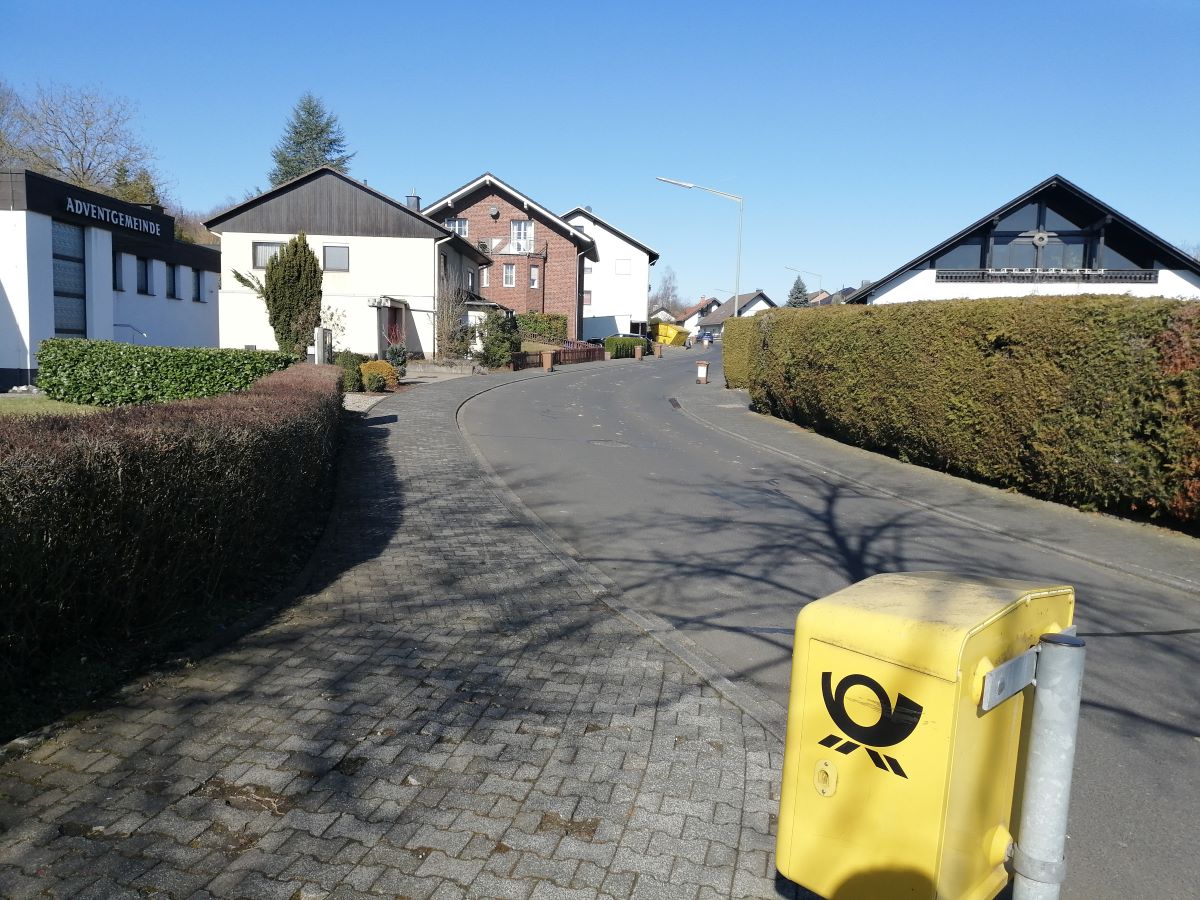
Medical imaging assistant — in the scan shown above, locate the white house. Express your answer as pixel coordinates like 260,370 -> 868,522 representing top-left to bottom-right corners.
649,305 -> 676,323
0,170 -> 219,390
850,174 -> 1200,305
205,168 -> 492,359
675,296 -> 723,335
696,290 -> 777,336
561,206 -> 658,339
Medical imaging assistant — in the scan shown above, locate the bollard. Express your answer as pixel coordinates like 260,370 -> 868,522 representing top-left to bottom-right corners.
696,360 -> 709,384
541,350 -> 554,372
653,342 -> 663,358
1012,633 -> 1086,900
634,345 -> 644,360
604,351 -> 612,361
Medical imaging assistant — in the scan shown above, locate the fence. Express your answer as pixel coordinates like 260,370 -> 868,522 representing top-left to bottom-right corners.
510,345 -> 606,370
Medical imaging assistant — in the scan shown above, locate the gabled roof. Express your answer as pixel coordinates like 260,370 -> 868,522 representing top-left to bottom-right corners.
676,297 -> 721,322
649,305 -> 676,319
698,290 -> 776,326
849,174 -> 1200,303
561,206 -> 659,264
422,173 -> 599,261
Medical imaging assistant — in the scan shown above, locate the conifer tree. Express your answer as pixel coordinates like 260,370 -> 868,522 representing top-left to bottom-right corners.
268,92 -> 354,186
786,275 -> 810,308
233,233 -> 323,356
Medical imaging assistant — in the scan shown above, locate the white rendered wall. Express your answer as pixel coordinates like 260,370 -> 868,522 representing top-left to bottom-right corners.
0,211 -> 39,375
569,213 -> 652,341
112,257 -> 218,349
868,268 -> 1200,304
216,232 -> 444,357
84,227 -> 114,342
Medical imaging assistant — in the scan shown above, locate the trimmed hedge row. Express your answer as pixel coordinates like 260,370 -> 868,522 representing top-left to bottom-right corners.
605,336 -> 647,359
0,364 -> 343,687
742,296 -> 1200,522
722,316 -> 761,388
515,312 -> 568,344
37,339 -> 295,406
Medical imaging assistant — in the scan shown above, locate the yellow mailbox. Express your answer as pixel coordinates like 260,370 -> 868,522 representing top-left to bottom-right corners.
776,572 -> 1074,900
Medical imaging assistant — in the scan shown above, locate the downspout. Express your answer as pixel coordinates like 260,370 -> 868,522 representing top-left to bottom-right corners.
576,246 -> 589,343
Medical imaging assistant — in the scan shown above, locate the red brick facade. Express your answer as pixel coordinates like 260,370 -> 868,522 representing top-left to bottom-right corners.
432,185 -> 588,341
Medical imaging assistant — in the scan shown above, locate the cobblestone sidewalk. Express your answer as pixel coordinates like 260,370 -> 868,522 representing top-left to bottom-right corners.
0,368 -> 793,900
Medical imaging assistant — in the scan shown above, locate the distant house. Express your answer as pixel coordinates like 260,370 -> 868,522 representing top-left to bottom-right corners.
205,167 -> 491,358
649,305 -> 677,323
1,169 -> 219,390
697,290 -> 777,336
807,289 -> 833,306
828,287 -> 858,304
562,206 -> 659,339
422,174 -> 598,341
676,296 -> 723,333
850,174 -> 1200,304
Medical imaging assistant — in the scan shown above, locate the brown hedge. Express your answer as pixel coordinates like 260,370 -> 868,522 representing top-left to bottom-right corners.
746,296 -> 1200,522
0,364 -> 344,686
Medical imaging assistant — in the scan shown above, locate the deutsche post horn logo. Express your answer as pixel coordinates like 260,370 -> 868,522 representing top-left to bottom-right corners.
819,672 -> 923,779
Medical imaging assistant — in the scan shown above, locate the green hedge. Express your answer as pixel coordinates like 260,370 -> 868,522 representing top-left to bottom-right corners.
516,312 -> 568,344
605,336 -> 647,359
37,339 -> 295,405
0,364 -> 343,692
746,296 -> 1200,522
722,315 -> 768,388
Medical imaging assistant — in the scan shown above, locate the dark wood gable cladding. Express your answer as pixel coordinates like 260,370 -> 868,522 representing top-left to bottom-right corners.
205,169 -> 446,240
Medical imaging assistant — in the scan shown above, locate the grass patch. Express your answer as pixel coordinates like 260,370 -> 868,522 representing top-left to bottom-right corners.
0,395 -> 99,417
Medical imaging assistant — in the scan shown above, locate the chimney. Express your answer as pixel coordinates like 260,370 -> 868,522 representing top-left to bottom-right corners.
406,190 -> 421,211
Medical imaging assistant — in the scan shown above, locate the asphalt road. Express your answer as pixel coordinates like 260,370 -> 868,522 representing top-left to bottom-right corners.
459,349 -> 1200,900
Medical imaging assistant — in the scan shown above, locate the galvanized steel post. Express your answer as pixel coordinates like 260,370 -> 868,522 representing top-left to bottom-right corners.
1012,633 -> 1087,900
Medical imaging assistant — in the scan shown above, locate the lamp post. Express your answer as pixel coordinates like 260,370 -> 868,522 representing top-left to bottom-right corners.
656,176 -> 743,318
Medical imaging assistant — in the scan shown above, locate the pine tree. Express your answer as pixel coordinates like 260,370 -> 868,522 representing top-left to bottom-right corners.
786,275 -> 810,308
268,92 -> 355,186
233,233 -> 323,356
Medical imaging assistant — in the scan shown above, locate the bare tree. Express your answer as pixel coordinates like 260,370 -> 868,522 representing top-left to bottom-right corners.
650,266 -> 684,315
0,81 -> 22,168
435,265 -> 472,360
5,83 -> 160,196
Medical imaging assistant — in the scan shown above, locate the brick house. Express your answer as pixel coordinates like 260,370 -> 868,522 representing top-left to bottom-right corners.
422,174 -> 598,341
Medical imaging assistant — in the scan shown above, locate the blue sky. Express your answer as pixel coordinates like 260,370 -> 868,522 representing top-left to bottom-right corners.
6,0 -> 1198,305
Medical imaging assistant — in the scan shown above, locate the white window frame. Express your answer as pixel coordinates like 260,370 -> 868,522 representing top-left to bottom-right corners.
502,264 -> 516,287
481,267 -> 489,288
511,220 -> 534,252
529,266 -> 539,289
445,218 -> 468,237
323,245 -> 350,272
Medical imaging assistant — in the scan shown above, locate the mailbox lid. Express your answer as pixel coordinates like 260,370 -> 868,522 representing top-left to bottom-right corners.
796,573 -> 1073,681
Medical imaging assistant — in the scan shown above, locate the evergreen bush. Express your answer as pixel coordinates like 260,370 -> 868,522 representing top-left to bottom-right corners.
745,295 -> 1200,523
516,312 -> 568,344
475,312 -> 521,369
36,339 -> 294,405
334,350 -> 367,392
604,336 -> 647,359
359,359 -> 398,391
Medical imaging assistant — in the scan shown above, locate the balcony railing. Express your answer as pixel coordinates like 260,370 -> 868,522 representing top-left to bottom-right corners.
936,268 -> 1158,284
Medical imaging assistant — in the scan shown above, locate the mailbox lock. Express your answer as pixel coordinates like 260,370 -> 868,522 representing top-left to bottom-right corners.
814,759 -> 838,797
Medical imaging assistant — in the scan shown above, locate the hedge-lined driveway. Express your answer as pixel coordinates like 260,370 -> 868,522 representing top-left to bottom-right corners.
459,351 -> 1200,900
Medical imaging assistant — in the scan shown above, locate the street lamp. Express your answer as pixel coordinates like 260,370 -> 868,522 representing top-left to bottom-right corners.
656,176 -> 743,318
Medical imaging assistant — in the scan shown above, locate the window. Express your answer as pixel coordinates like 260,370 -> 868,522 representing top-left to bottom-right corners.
503,264 -> 516,287
467,269 -> 475,292
445,218 -> 468,237
933,239 -> 983,269
990,237 -> 1037,269
996,203 -> 1038,232
136,257 -> 151,294
253,241 -> 283,268
615,258 -> 631,275
481,267 -> 489,288
582,290 -> 592,306
511,220 -> 534,251
584,266 -> 592,275
193,268 -> 203,301
323,245 -> 349,271
52,221 -> 86,337
166,263 -> 178,298
530,266 -> 539,289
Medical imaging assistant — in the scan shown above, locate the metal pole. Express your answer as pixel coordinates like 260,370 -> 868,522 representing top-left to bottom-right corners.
733,197 -> 743,318
1012,633 -> 1086,900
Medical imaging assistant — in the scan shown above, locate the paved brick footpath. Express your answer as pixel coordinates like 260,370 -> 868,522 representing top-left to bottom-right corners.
0,369 -> 793,900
